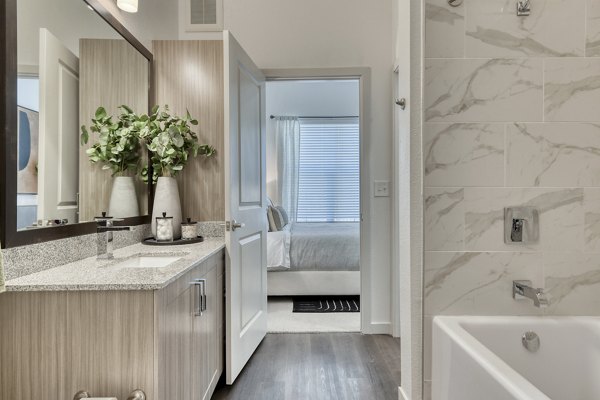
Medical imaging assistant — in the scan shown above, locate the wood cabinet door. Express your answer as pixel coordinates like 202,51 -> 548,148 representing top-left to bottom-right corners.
161,286 -> 193,400
205,265 -> 220,397
192,265 -> 218,400
216,259 -> 224,377
157,251 -> 224,400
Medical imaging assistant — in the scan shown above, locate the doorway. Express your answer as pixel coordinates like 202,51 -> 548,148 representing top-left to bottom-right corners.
215,59 -> 402,398
262,71 -> 369,334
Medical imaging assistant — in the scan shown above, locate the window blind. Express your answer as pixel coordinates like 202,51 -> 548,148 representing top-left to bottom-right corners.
296,118 -> 360,222
190,0 -> 217,24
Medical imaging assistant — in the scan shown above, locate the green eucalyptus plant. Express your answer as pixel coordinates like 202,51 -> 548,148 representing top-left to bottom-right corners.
80,105 -> 142,176
138,105 -> 216,182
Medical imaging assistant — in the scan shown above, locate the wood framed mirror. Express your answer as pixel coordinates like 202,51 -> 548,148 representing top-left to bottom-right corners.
1,0 -> 154,248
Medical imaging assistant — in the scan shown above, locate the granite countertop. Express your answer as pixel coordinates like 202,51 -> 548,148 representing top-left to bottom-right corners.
5,238 -> 225,292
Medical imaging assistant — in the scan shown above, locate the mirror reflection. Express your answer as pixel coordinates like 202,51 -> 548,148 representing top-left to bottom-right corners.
16,0 -> 150,230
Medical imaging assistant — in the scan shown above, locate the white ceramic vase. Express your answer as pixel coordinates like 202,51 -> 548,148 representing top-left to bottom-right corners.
108,176 -> 139,218
152,176 -> 182,239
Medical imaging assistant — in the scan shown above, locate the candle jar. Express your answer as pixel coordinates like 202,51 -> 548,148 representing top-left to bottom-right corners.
155,212 -> 174,242
181,218 -> 198,240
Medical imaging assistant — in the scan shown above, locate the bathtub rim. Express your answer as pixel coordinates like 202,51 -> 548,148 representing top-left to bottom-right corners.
432,315 -> 559,400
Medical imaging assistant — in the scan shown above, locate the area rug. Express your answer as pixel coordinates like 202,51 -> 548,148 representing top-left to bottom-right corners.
268,297 -> 360,333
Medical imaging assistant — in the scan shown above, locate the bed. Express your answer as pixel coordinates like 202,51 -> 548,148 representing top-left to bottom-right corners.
267,222 -> 360,296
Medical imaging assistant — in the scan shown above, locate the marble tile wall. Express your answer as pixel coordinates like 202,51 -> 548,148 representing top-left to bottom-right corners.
424,0 -> 600,393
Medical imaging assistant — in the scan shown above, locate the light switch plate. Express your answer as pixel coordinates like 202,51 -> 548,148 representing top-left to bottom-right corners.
374,181 -> 390,197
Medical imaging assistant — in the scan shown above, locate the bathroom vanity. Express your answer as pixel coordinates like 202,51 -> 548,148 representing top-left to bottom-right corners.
0,240 -> 225,400
1,0 -> 268,393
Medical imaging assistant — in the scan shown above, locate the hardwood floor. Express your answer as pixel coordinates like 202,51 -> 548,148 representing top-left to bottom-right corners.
212,333 -> 401,400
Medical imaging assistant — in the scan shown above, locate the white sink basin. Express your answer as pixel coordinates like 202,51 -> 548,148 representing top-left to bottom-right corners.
113,255 -> 184,269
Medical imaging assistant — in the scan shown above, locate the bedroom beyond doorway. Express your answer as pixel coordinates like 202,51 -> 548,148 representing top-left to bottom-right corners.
265,79 -> 361,333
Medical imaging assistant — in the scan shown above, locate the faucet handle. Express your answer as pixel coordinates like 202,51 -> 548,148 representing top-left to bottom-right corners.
512,280 -> 531,298
95,211 -> 111,220
94,212 -> 124,222
95,216 -> 125,227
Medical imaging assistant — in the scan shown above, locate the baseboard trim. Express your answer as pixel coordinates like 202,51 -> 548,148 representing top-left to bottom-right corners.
399,386 -> 409,400
364,322 -> 392,335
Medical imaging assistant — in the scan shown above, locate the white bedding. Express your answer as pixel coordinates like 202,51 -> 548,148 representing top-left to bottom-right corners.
267,224 -> 291,268
267,222 -> 360,271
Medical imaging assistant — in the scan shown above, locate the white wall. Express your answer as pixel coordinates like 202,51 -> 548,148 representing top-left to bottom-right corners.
200,0 -> 396,332
266,80 -> 360,118
18,0 -> 121,67
97,0 -> 178,49
17,78 -> 40,112
265,80 -> 360,204
17,0 -> 178,68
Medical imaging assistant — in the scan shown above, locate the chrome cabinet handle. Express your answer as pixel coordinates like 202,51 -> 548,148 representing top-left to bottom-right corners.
191,279 -> 207,316
200,279 -> 207,312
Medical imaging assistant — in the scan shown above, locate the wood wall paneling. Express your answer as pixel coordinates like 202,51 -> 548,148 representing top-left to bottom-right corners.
152,40 -> 225,222
79,39 -> 150,222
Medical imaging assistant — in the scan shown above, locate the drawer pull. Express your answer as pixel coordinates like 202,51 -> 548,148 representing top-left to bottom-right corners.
191,279 -> 207,316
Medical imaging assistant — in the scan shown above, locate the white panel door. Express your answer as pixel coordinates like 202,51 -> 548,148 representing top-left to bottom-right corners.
38,28 -> 80,223
223,31 -> 268,384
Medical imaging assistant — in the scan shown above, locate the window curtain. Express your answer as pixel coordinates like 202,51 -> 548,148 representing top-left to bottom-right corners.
276,117 -> 300,222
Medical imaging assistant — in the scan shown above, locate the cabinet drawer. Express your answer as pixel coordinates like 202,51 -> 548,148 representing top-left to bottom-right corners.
159,250 -> 221,305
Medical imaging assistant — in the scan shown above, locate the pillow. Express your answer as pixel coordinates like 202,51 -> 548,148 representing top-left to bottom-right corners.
268,206 -> 286,231
267,197 -> 275,207
275,206 -> 289,226
267,207 -> 276,232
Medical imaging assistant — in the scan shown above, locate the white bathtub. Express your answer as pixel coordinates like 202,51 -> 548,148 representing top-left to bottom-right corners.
432,316 -> 600,400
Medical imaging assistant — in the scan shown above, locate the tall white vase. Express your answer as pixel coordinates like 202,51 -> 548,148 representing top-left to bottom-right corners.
152,176 -> 182,239
108,176 -> 139,218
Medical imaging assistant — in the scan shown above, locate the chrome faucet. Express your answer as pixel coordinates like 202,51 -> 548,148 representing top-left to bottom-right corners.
512,280 -> 549,308
96,215 -> 134,260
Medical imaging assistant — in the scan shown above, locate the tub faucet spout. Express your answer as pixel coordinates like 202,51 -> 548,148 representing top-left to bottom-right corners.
512,280 -> 549,308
